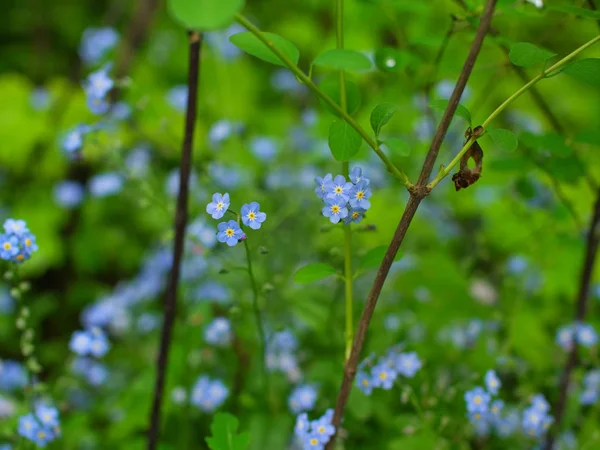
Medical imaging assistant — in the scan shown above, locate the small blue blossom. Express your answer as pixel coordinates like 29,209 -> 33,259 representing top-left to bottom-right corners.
69,327 -> 110,358
0,235 -> 19,261
325,175 -> 353,203
322,197 -> 348,224
311,415 -> 335,444
495,410 -> 520,437
241,202 -> 267,230
79,27 -> 119,64
349,180 -> 372,210
53,181 -> 85,208
86,95 -> 110,115
295,412 -> 310,437
395,352 -> 422,378
575,323 -> 598,347
30,87 -> 50,110
89,172 -> 124,197
84,66 -> 113,99
288,384 -> 318,414
356,371 -> 373,395
465,387 -> 491,414
204,24 -> 245,60
204,318 -> 232,346
489,399 -> 504,419
18,413 -> 40,441
4,219 -> 28,237
344,207 -> 366,224
556,325 -> 574,350
166,85 -> 188,112
216,220 -> 244,247
61,125 -> 88,154
35,404 -> 59,428
190,376 -> 229,412
349,167 -> 369,185
0,360 -> 27,391
294,409 -> 336,450
206,193 -> 230,219
371,364 -> 397,390
580,388 -> 598,405
250,136 -> 278,161
484,369 -> 501,395
314,174 -> 333,199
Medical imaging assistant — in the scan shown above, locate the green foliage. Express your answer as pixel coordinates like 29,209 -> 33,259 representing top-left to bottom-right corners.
509,42 -> 556,67
168,0 -> 244,30
328,120 -> 363,161
429,99 -> 472,125
229,32 -> 300,67
294,263 -> 338,283
359,246 -> 402,270
549,5 -> 600,19
486,128 -> 518,152
206,413 -> 250,450
373,47 -> 417,72
320,74 -> 361,116
562,59 -> 600,87
313,49 -> 372,71
382,137 -> 411,157
370,102 -> 399,137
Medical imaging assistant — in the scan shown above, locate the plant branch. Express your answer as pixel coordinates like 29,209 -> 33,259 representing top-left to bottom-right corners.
324,1 -> 498,447
544,188 -> 600,449
147,31 -> 202,450
234,13 -> 411,188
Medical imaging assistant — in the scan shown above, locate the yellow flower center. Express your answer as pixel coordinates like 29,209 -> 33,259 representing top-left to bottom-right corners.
474,413 -> 481,420
216,202 -> 224,210
474,396 -> 482,404
379,371 -> 388,380
357,191 -> 364,199
362,379 -> 369,386
335,186 -> 343,194
38,431 -> 46,439
226,228 -> 235,237
331,205 -> 340,214
310,439 -> 319,446
25,239 -> 31,246
318,426 -> 325,433
3,243 -> 11,250
16,254 -> 24,261
352,212 -> 359,219
248,212 -> 256,220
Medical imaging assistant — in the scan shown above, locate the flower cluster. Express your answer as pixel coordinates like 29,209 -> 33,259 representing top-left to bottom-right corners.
0,219 -> 38,263
190,375 -> 229,413
356,348 -> 422,395
266,329 -> 301,382
69,327 -> 111,386
288,384 -> 318,414
204,317 -> 232,346
206,193 -> 267,247
465,371 -> 554,440
17,403 -> 61,447
315,167 -> 371,225
84,65 -> 113,115
580,369 -> 600,406
294,409 -> 336,450
556,322 -> 598,350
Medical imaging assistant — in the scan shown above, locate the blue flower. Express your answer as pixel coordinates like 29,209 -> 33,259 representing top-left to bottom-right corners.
21,232 -> 38,257
288,384 -> 317,414
494,410 -> 520,437
204,318 -> 232,346
395,352 -> 422,378
349,181 -> 372,210
314,174 -> 333,199
294,412 -> 310,438
580,388 -> 598,405
556,324 -> 574,350
18,413 -> 40,441
54,181 -> 85,208
303,433 -> 325,450
575,323 -> 598,347
0,235 -> 20,261
87,95 -> 110,115
61,126 -> 87,154
250,137 -> 278,161
206,193 -> 230,219
322,197 -> 348,224
84,66 -> 113,99
241,202 -> 267,230
356,371 -> 373,395
4,219 -> 28,237
89,172 -> 124,197
344,207 -> 366,224
35,404 -> 59,428
69,328 -> 110,358
79,27 -> 119,64
166,85 -> 188,112
371,364 -> 397,390
311,415 -> 335,444
349,167 -> 369,185
484,369 -> 501,395
30,87 -> 50,110
465,387 -> 490,414
217,221 -> 243,247
190,376 -> 229,412
325,175 -> 353,203
489,399 -> 504,420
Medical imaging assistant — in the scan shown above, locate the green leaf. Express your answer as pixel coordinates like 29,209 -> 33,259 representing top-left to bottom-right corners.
313,49 -> 372,71
428,99 -> 472,125
205,413 -> 250,450
374,47 -> 418,72
574,130 -> 600,146
382,138 -> 411,157
520,132 -> 572,157
168,0 -> 244,31
562,59 -> 600,87
319,74 -> 361,116
328,120 -> 363,161
359,246 -> 403,270
509,42 -> 556,67
229,32 -> 300,67
487,128 -> 518,152
549,5 -> 600,19
370,102 -> 399,137
294,263 -> 338,284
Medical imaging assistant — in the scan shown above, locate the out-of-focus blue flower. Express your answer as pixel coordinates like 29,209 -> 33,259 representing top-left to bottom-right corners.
69,327 -> 110,358
110,101 -> 131,121
485,370 -> 501,395
89,172 -> 124,197
288,384 -> 318,414
204,318 -> 232,346
125,146 -> 151,177
205,24 -> 245,60
61,125 -> 89,154
165,168 -> 198,197
30,87 -> 50,110
270,69 -> 305,94
208,120 -> 243,147
314,174 -> 333,199
84,66 -> 114,100
371,364 -> 397,390
575,323 -> 598,347
0,288 -> 13,314
195,281 -> 229,303
79,27 -> 119,64
580,388 -> 598,405
295,409 -> 335,450
250,136 -> 278,161
522,394 -> 553,438
190,376 -> 229,412
356,371 -> 373,395
35,404 -> 59,429
71,357 -> 109,386
241,202 -> 267,230
206,193 -> 230,220
188,218 -> 218,248
53,181 -> 85,208
0,235 -> 19,261
209,163 -> 248,188
217,220 -> 244,247
166,85 -> 188,112
395,352 -> 422,378
435,79 -> 471,101
137,313 -> 161,334
0,360 -> 27,391
465,387 -> 491,414
302,109 -> 317,126
87,95 -> 110,115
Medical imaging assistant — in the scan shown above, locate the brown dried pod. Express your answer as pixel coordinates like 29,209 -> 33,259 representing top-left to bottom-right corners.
452,127 -> 484,191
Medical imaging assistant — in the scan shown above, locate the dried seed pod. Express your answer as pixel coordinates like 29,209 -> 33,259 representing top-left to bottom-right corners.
452,127 -> 484,191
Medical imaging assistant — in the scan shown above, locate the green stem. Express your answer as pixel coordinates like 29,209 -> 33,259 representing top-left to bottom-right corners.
243,239 -> 267,387
234,13 -> 412,188
427,33 -> 600,190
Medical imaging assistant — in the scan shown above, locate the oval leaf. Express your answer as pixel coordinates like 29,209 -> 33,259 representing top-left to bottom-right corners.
294,263 -> 337,284
319,74 -> 361,117
370,102 -> 399,137
487,128 -> 518,152
229,32 -> 300,67
359,246 -> 403,270
509,42 -> 556,67
429,99 -> 472,125
382,137 -> 411,157
562,59 -> 600,87
328,120 -> 363,161
168,0 -> 244,31
313,49 -> 372,71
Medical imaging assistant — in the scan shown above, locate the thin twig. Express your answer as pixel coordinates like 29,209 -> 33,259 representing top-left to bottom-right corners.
324,1 -> 498,447
544,188 -> 600,449
147,31 -> 203,450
